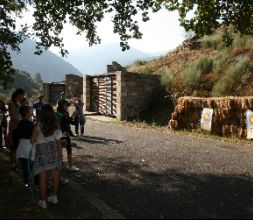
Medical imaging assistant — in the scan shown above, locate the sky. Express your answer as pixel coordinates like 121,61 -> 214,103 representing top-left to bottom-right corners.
18,8 -> 186,55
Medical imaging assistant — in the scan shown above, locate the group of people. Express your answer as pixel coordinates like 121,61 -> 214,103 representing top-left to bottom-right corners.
0,89 -> 85,209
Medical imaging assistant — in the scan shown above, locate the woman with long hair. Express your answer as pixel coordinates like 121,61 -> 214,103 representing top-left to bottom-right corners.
32,104 -> 63,209
8,88 -> 25,169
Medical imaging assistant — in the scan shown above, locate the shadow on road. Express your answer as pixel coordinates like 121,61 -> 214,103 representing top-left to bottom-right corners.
72,135 -> 123,145
67,154 -> 253,219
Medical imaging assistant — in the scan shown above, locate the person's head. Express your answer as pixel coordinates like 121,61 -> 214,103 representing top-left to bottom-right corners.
11,89 -> 25,104
78,98 -> 82,104
40,104 -> 58,137
61,92 -> 66,100
19,106 -> 33,120
63,102 -> 69,112
21,97 -> 29,106
38,95 -> 44,102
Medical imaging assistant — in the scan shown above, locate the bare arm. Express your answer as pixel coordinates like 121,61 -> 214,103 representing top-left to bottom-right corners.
56,139 -> 63,160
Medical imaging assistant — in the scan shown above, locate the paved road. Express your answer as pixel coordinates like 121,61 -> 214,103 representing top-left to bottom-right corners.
67,120 -> 253,219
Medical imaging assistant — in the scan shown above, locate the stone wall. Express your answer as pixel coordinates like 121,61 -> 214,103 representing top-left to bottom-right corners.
83,71 -> 162,121
117,71 -> 161,121
83,75 -> 91,111
169,96 -> 253,138
66,74 -> 83,99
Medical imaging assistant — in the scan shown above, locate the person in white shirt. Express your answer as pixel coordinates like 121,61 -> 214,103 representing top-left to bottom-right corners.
31,104 -> 63,209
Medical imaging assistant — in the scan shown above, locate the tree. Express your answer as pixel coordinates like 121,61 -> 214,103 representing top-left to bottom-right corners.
33,72 -> 43,89
0,0 -> 252,86
165,0 -> 253,37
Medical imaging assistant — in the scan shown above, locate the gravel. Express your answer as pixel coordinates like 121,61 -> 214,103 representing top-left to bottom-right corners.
67,120 -> 253,219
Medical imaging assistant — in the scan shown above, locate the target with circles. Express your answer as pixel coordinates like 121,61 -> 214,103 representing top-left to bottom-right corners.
246,110 -> 253,129
201,108 -> 213,131
246,110 -> 253,139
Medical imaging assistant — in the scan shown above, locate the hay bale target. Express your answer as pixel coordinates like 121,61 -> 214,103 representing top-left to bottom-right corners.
168,96 -> 253,139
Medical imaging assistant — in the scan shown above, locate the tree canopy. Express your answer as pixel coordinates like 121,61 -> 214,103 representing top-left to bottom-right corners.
0,0 -> 252,86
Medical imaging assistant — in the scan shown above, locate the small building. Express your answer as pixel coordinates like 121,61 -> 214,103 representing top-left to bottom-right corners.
65,74 -> 83,99
43,82 -> 66,104
83,62 -> 161,121
43,74 -> 83,104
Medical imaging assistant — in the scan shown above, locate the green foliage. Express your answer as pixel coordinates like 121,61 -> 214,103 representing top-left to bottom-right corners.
133,60 -> 148,66
137,66 -> 153,75
1,0 -> 252,87
159,68 -> 173,87
0,70 -> 41,101
212,58 -> 251,96
233,34 -> 253,48
184,56 -> 214,88
33,72 -> 43,90
201,34 -> 225,50
167,0 -> 253,37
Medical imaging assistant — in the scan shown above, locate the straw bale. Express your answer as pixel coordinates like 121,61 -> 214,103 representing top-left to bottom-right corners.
168,120 -> 178,130
182,98 -> 190,109
172,112 -> 178,120
207,99 -> 216,108
222,125 -> 230,136
241,99 -> 250,110
175,105 -> 184,114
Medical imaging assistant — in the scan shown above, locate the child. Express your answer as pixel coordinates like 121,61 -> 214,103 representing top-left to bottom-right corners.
15,106 -> 34,187
57,102 -> 80,172
32,104 -> 63,209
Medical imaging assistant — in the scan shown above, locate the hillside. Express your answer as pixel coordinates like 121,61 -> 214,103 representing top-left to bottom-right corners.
9,39 -> 82,82
66,43 -> 167,74
128,27 -> 253,98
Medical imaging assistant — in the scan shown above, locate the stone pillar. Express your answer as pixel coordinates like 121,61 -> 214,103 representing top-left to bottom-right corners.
116,71 -> 128,121
83,75 -> 91,111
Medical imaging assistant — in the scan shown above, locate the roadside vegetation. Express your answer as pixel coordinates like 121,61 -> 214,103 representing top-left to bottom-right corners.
128,26 -> 253,98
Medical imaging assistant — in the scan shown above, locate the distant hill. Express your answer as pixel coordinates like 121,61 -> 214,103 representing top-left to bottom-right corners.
65,43 -> 167,74
9,39 -> 82,82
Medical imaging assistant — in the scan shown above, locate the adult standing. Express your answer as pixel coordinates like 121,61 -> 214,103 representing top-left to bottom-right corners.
74,98 -> 85,136
33,95 -> 45,122
57,92 -> 70,111
8,88 -> 25,169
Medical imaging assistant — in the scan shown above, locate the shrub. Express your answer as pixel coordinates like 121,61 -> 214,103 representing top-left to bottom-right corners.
233,34 -> 253,48
201,34 -> 225,50
184,56 -> 214,87
136,66 -> 152,75
212,57 -> 250,96
133,60 -> 148,66
159,68 -> 173,88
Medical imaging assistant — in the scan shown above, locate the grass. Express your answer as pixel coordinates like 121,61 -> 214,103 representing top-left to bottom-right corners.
117,120 -> 253,146
0,151 -> 59,219
201,34 -> 225,50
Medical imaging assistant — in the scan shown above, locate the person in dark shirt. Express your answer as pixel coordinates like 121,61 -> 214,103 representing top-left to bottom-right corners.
57,102 -> 79,172
33,95 -> 45,122
57,92 -> 70,112
74,98 -> 85,136
15,106 -> 34,186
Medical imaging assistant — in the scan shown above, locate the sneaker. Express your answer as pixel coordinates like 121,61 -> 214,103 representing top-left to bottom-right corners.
38,200 -> 47,209
60,177 -> 69,184
48,195 -> 58,204
68,165 -> 80,172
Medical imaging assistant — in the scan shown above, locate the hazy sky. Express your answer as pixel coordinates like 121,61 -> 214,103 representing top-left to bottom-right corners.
19,8 -> 186,55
